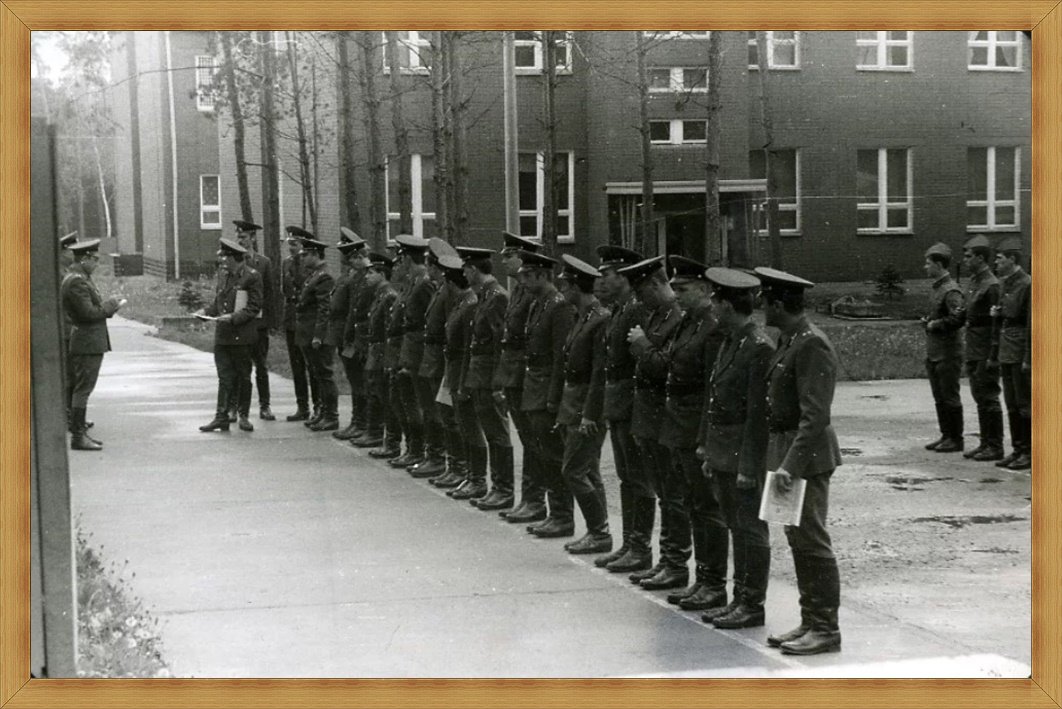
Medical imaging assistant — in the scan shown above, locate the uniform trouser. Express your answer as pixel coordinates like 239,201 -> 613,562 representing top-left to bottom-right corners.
527,409 -> 573,523
967,359 -> 1003,448
785,471 -> 841,631
340,354 -> 367,425
300,344 -> 338,417
396,369 -> 423,454
507,387 -> 543,506
213,344 -> 252,417
69,353 -> 104,409
62,336 -> 73,412
635,436 -> 671,562
413,374 -> 445,459
926,357 -> 962,410
285,329 -> 314,410
365,368 -> 386,438
384,369 -> 404,447
240,328 -> 270,408
712,469 -> 770,605
662,446 -> 713,573
560,424 -> 607,497
472,389 -> 513,491
1001,362 -> 1032,454
455,393 -> 486,481
435,398 -> 463,467
610,418 -> 652,500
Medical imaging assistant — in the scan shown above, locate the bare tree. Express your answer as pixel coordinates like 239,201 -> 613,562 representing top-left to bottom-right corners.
430,31 -> 451,242
541,31 -> 560,257
385,31 -> 413,235
704,31 -> 723,264
336,31 -> 361,232
755,31 -> 783,269
285,32 -> 318,232
357,32 -> 387,250
634,31 -> 654,256
258,31 -> 282,272
219,31 -> 254,222
450,33 -> 470,244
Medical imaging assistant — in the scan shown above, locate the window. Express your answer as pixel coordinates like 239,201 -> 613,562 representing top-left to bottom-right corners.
385,154 -> 437,239
856,148 -> 913,233
518,151 -> 575,242
199,175 -> 221,229
514,31 -> 573,74
968,147 -> 1020,230
382,31 -> 433,74
747,31 -> 800,69
749,149 -> 801,234
649,119 -> 707,145
194,55 -> 216,112
641,31 -> 710,40
856,31 -> 912,70
647,66 -> 708,93
968,31 -> 1022,71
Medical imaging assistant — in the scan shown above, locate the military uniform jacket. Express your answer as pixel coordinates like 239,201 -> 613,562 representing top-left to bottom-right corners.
963,266 -> 1000,362
418,281 -> 454,379
444,289 -> 478,392
492,281 -> 535,390
384,284 -> 408,370
993,268 -> 1031,365
465,277 -> 509,390
556,300 -> 609,426
205,265 -> 263,346
630,300 -> 682,438
701,321 -> 775,477
399,271 -> 435,372
659,303 -> 724,450
326,271 -> 356,348
603,293 -> 646,422
925,274 -> 965,363
61,267 -> 116,354
294,262 -> 333,348
765,317 -> 843,478
246,252 -> 275,329
365,282 -> 398,372
344,277 -> 376,359
281,254 -> 308,331
520,288 -> 577,413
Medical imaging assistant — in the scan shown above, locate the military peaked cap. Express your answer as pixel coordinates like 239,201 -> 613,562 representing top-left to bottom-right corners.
59,231 -> 79,249
559,254 -> 602,281
996,236 -> 1023,253
668,255 -> 709,283
754,266 -> 815,297
501,231 -> 541,254
596,244 -> 644,270
367,252 -> 394,269
339,227 -> 366,248
285,225 -> 314,242
427,237 -> 459,263
456,246 -> 495,262
517,250 -> 558,271
233,219 -> 262,233
217,238 -> 248,257
437,253 -> 465,272
925,242 -> 952,259
706,266 -> 761,291
617,255 -> 665,286
69,238 -> 101,255
394,234 -> 429,252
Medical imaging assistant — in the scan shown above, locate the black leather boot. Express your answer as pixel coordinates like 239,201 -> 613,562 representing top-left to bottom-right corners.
934,406 -> 965,453
712,545 -> 768,629
780,556 -> 841,655
474,445 -> 515,509
564,491 -> 612,554
964,409 -> 988,459
70,408 -> 103,451
506,501 -> 547,523
972,410 -> 1004,461
596,486 -> 631,568
530,516 -> 575,538
286,406 -> 310,422
199,413 -> 231,432
451,447 -> 488,499
639,565 -> 689,590
304,405 -> 323,428
768,553 -> 814,647
925,404 -> 947,450
609,496 -> 655,573
667,581 -> 703,606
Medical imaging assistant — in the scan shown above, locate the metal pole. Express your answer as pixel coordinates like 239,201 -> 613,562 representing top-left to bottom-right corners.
502,31 -> 519,233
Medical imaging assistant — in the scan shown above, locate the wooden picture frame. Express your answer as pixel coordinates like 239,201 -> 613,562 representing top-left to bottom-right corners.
1,2 -> 1058,706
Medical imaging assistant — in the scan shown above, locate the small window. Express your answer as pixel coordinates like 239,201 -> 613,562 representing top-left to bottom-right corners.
856,148 -> 913,233
200,175 -> 221,229
649,119 -> 706,145
513,31 -> 573,75
747,32 -> 801,69
968,31 -> 1022,71
195,55 -> 216,112
856,31 -> 912,70
967,146 -> 1020,230
517,151 -> 575,242
749,149 -> 801,234
641,31 -> 710,40
384,154 -> 437,239
382,31 -> 433,74
648,66 -> 708,93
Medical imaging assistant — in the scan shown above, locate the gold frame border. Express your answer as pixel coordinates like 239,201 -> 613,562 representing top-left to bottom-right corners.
1,2 -> 1058,707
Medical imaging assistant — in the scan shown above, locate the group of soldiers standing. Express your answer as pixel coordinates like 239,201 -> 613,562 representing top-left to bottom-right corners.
194,220 -> 846,657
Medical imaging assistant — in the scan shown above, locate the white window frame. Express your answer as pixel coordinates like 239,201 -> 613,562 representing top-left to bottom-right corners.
750,149 -> 802,237
513,31 -> 574,75
747,31 -> 801,70
519,151 -> 575,244
384,154 -> 436,240
199,174 -> 222,230
968,31 -> 1023,71
194,55 -> 216,112
641,31 -> 711,40
857,148 -> 913,234
967,146 -> 1021,231
856,31 -> 913,71
649,119 -> 707,145
647,66 -> 708,94
381,31 -> 433,75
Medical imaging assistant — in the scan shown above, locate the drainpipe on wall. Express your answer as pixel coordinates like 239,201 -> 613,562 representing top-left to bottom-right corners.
164,31 -> 181,279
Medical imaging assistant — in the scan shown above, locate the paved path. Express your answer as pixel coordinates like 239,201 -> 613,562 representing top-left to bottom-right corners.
68,317 -> 1031,678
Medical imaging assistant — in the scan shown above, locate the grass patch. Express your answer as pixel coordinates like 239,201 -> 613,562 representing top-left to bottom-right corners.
76,525 -> 171,678
821,320 -> 927,381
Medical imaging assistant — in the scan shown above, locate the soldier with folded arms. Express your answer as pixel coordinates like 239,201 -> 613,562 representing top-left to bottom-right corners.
991,236 -> 1032,471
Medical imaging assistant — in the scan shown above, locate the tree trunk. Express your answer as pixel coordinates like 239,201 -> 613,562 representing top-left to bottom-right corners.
705,31 -> 723,265
286,32 -> 317,234
541,31 -> 558,257
258,31 -> 282,305
756,31 -> 783,269
431,31 -> 451,242
358,32 -> 387,250
336,32 -> 361,232
442,33 -> 457,243
635,32 -> 654,256
385,31 -> 413,235
220,32 -> 253,222
91,136 -> 113,239
451,34 -> 469,244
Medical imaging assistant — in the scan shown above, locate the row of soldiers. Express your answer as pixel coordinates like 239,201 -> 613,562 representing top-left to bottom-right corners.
197,223 -> 844,656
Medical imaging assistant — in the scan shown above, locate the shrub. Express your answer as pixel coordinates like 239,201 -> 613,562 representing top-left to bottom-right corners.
875,265 -> 906,301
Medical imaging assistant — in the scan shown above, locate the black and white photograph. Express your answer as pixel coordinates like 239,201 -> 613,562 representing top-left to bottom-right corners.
28,28 -> 1033,680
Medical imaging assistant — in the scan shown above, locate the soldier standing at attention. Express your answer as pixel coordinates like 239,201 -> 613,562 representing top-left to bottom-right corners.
58,231 -> 82,430
234,220 -> 277,422
620,256 -> 682,588
961,234 -> 1004,461
922,242 -> 966,453
294,233 -> 339,432
197,238 -> 263,434
520,250 -> 578,539
658,256 -> 727,608
354,253 -> 399,455
555,255 -> 612,554
592,245 -> 650,572
374,242 -> 412,462
62,238 -> 124,450
700,268 -> 774,627
329,229 -> 369,438
756,266 -> 843,656
281,227 -> 316,422
496,233 -> 547,524
395,234 -> 435,470
991,236 -> 1032,471
460,247 -> 515,511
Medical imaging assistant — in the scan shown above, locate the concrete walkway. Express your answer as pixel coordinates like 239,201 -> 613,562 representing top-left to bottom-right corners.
68,317 -> 1031,678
